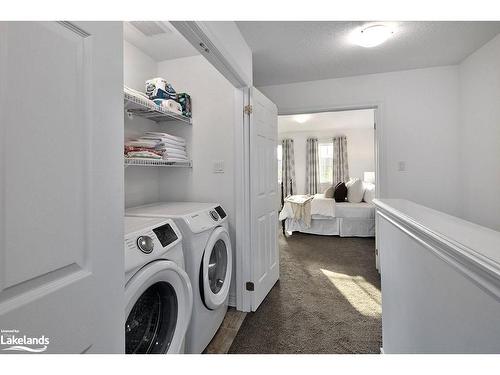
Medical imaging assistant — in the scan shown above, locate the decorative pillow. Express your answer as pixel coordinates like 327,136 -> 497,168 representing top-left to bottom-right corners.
363,182 -> 375,204
333,182 -> 347,202
323,185 -> 334,199
346,178 -> 364,203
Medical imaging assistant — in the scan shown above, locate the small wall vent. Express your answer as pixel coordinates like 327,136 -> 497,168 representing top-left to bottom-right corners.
130,21 -> 172,37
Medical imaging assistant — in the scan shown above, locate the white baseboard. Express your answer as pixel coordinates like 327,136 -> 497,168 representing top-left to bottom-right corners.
228,292 -> 236,307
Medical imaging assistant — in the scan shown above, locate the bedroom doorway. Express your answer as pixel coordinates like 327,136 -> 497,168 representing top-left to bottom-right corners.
229,107 -> 383,353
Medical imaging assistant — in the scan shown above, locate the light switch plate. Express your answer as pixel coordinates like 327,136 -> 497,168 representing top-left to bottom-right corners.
398,161 -> 406,172
213,160 -> 224,173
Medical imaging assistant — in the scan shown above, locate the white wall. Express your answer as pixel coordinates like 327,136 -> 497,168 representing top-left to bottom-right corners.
155,55 -> 238,299
459,34 -> 500,231
260,66 -> 461,216
279,127 -> 375,194
377,200 -> 500,353
124,41 -> 162,208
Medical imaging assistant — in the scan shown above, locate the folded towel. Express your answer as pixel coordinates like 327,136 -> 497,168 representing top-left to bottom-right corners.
163,157 -> 189,163
125,140 -> 160,148
145,132 -> 185,143
162,149 -> 187,157
124,146 -> 163,156
140,136 -> 186,147
126,151 -> 162,159
158,139 -> 186,148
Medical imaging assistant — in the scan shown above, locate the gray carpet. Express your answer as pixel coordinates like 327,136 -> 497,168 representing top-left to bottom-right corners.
228,233 -> 381,354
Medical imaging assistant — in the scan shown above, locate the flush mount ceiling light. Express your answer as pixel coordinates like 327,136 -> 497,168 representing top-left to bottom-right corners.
294,114 -> 311,123
352,24 -> 395,48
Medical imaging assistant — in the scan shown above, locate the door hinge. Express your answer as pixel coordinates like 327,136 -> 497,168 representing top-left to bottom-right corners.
374,122 -> 376,129
244,105 -> 253,115
246,282 -> 254,291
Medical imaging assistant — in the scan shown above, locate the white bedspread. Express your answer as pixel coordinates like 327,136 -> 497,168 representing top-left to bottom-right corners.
310,193 -> 336,217
279,194 -> 336,221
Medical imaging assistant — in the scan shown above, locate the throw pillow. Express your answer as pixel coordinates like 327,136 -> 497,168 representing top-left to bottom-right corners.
333,182 -> 347,202
346,178 -> 364,203
324,185 -> 334,198
363,182 -> 375,204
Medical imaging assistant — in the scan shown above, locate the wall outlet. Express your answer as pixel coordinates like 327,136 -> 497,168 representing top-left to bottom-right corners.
398,161 -> 407,172
213,160 -> 224,173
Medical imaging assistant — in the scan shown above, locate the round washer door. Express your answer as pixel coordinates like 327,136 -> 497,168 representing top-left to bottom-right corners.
201,226 -> 232,310
125,260 -> 193,354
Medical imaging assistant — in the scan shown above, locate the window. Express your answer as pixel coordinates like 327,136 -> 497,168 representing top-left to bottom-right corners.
318,142 -> 333,184
277,144 -> 283,183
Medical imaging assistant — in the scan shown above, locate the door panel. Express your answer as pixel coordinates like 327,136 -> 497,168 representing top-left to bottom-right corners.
249,87 -> 279,311
0,21 -> 124,353
3,22 -> 89,288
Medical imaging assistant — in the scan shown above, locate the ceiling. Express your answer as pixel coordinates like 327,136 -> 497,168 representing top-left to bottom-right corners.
236,21 -> 500,86
278,109 -> 375,134
124,21 -> 199,62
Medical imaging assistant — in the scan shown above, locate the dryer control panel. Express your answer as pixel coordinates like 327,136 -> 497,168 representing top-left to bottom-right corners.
124,217 -> 183,274
184,205 -> 228,234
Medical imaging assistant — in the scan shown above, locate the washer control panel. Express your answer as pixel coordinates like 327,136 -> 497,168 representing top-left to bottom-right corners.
124,217 -> 183,273
184,205 -> 228,234
209,210 -> 219,221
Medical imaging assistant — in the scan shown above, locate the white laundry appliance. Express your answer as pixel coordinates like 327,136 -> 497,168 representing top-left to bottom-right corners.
126,202 -> 232,354
124,216 -> 193,354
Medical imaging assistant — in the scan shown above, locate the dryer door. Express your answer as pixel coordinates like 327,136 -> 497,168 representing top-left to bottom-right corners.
201,227 -> 233,310
125,260 -> 193,354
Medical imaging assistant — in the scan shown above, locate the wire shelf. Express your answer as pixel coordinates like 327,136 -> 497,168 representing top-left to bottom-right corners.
124,91 -> 192,124
124,158 -> 192,168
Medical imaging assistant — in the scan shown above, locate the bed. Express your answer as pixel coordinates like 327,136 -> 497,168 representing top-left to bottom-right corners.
279,194 -> 375,237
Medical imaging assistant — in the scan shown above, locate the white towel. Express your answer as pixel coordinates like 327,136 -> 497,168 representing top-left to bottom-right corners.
145,132 -> 185,143
163,156 -> 189,163
141,137 -> 186,148
162,148 -> 187,157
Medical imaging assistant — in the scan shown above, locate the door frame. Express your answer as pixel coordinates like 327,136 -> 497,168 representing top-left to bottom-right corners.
234,87 -> 252,311
235,101 -> 386,310
277,101 -> 386,202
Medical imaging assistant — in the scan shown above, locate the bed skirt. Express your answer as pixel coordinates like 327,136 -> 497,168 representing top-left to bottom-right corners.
285,217 -> 375,237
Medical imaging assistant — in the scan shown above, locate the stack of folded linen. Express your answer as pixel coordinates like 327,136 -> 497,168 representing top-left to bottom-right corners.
125,132 -> 189,163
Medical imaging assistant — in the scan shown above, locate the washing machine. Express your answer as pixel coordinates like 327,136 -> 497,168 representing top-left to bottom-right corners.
126,202 -> 232,354
124,216 -> 193,354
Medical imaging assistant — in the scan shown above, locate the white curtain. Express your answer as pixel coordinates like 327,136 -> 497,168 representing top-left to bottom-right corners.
333,136 -> 349,186
305,138 -> 320,194
282,139 -> 296,196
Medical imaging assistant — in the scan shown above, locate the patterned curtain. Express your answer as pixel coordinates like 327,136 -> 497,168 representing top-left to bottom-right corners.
305,138 -> 320,194
333,136 -> 349,186
282,139 -> 296,196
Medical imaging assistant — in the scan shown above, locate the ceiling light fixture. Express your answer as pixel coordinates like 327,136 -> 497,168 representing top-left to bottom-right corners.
352,24 -> 395,48
294,114 -> 311,124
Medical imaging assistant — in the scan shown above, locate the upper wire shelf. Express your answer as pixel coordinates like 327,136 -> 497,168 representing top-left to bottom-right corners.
124,91 -> 192,124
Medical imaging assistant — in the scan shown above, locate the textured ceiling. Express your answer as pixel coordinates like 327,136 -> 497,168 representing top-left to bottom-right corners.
278,109 -> 375,134
124,21 -> 199,62
237,21 -> 500,86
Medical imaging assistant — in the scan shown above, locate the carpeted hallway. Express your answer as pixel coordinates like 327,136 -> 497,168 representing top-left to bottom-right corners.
228,233 -> 381,354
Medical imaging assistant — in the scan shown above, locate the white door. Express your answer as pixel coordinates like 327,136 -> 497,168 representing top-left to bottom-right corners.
249,87 -> 279,311
0,22 -> 124,353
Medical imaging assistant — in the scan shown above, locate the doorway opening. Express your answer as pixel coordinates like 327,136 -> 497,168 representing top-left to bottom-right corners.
230,107 -> 383,354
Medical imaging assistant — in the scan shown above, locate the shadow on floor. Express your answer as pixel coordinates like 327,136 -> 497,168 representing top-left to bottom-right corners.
228,232 -> 382,354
